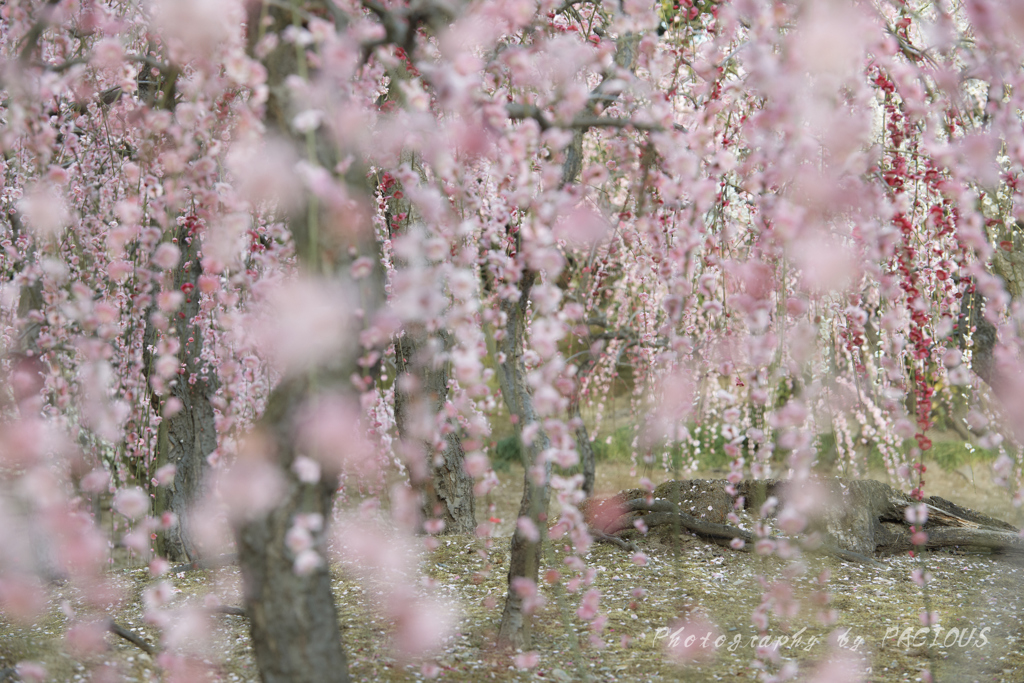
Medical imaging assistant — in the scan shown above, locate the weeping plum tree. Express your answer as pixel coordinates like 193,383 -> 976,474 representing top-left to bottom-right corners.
2,0 -> 1024,680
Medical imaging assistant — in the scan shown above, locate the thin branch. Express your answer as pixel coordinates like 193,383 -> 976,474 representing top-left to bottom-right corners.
505,103 -> 681,133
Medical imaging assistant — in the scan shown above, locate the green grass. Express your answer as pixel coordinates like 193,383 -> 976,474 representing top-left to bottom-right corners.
493,420 -> 1001,481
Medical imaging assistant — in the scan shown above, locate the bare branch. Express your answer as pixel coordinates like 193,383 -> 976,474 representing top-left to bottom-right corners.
108,621 -> 155,656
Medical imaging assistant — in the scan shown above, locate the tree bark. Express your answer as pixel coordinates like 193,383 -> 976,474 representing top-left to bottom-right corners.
234,5 -> 355,680
143,219 -> 218,563
496,269 -> 552,650
394,331 -> 476,535
236,378 -> 349,683
569,393 -> 596,498
592,478 -> 1022,561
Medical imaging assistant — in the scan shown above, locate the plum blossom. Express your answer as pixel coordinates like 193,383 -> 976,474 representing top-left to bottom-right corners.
19,183 -> 68,238
113,487 -> 149,519
152,243 -> 181,270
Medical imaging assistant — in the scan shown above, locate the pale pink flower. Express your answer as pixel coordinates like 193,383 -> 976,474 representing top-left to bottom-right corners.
904,504 -> 929,525
463,452 -> 490,478
297,394 -> 379,479
351,256 -> 374,280
155,463 -> 177,486
663,614 -> 720,664
13,663 -> 46,683
80,468 -> 110,493
292,455 -> 321,484
0,575 -> 47,624
259,277 -> 355,376
292,109 -> 324,133
155,354 -> 179,380
163,607 -> 212,651
390,596 -> 454,659
19,182 -> 68,238
65,619 -> 112,656
516,516 -> 540,542
152,243 -> 181,270
512,651 -> 540,670
777,506 -> 807,535
293,549 -> 323,576
149,0 -> 242,60
113,487 -> 149,519
214,444 -> 287,522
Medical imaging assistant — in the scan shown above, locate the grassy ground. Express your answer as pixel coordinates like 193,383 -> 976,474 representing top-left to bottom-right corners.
1,456 -> 1022,682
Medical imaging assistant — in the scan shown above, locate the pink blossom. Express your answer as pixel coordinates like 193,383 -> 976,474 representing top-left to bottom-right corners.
293,549 -> 323,576
512,651 -> 540,670
107,260 -> 133,282
351,256 -> 374,280
19,182 -> 68,238
390,596 -> 454,659
292,455 -> 322,484
904,504 -> 929,525
152,243 -> 181,270
113,487 -> 150,519
13,663 -> 46,683
80,468 -> 110,493
150,0 -> 242,60
155,463 -> 177,486
463,452 -> 490,478
516,516 -> 540,542
777,507 -> 807,535
0,575 -> 47,624
162,397 -> 183,418
259,278 -> 355,375
163,607 -> 212,651
214,446 -> 287,523
662,614 -> 720,665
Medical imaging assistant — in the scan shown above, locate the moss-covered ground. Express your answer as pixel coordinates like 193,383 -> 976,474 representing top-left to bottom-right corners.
2,459 -> 1022,682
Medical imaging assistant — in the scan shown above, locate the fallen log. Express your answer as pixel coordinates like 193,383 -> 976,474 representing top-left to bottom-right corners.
584,477 -> 1023,563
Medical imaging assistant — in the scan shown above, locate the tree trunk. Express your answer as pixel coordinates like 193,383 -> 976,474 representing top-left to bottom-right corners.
234,5 -> 355,679
236,378 -> 349,683
569,393 -> 596,498
394,331 -> 476,535
144,219 -> 218,563
495,269 -> 552,650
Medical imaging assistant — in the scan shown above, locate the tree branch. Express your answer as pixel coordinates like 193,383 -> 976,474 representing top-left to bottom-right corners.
108,621 -> 155,656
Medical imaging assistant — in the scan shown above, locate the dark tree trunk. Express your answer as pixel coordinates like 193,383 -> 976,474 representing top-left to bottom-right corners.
569,393 -> 596,498
495,270 -> 552,650
233,6 -> 356,680
236,378 -> 349,683
143,219 -> 218,563
394,331 -> 476,535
